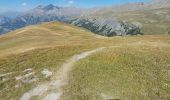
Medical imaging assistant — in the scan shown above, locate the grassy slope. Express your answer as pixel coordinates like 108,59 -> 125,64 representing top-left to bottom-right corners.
0,22 -> 108,57
64,43 -> 170,100
91,7 -> 170,35
0,22 -> 109,100
0,22 -> 170,99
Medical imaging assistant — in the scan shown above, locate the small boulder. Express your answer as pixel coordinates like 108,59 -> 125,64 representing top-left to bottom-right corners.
41,69 -> 53,78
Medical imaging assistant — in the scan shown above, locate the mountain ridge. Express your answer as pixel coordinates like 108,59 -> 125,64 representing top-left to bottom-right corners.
0,0 -> 170,35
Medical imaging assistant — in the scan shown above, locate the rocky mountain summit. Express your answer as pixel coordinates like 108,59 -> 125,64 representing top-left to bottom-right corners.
28,4 -> 84,17
0,4 -> 85,34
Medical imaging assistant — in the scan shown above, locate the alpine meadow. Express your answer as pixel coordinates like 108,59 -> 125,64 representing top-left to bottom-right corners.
0,0 -> 170,100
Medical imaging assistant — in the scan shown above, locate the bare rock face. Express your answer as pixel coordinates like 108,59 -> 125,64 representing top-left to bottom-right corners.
69,18 -> 142,36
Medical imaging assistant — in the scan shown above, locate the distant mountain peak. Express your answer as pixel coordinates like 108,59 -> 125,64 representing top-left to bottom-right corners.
43,4 -> 60,10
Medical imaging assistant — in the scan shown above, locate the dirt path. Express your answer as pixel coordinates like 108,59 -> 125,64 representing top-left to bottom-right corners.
20,47 -> 106,100
19,41 -> 170,100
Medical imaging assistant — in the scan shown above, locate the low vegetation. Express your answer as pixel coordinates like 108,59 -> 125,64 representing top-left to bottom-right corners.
0,22 -> 108,99
64,44 -> 170,100
0,44 -> 109,100
0,22 -> 170,99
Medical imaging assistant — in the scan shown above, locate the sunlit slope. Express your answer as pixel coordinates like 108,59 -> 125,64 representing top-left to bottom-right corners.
0,22 -> 109,99
0,22 -> 107,57
64,42 -> 170,100
0,21 -> 170,100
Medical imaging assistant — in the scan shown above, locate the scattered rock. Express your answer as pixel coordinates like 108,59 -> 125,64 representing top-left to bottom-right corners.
23,68 -> 32,73
0,72 -> 13,78
0,72 -> 13,82
15,76 -> 23,80
15,72 -> 35,80
15,83 -> 22,88
41,69 -> 53,78
15,72 -> 36,83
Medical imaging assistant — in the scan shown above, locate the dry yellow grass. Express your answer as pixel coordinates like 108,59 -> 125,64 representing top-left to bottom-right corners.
0,22 -> 170,99
64,43 -> 170,100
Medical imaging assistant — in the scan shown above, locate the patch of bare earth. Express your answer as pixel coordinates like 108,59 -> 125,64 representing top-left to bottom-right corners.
20,47 -> 106,100
19,41 -> 170,100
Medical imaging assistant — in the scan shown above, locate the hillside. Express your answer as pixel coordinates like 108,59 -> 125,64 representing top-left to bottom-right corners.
0,22 -> 108,57
90,7 -> 170,35
0,22 -> 170,99
0,22 -> 108,99
65,42 -> 170,100
87,0 -> 170,35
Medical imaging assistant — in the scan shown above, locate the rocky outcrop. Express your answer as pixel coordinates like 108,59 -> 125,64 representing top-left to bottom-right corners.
69,18 -> 142,36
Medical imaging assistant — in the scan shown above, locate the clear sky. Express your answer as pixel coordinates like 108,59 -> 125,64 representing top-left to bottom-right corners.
0,0 -> 150,12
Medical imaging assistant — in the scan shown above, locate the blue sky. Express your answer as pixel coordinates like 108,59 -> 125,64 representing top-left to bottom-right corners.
0,0 -> 150,12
